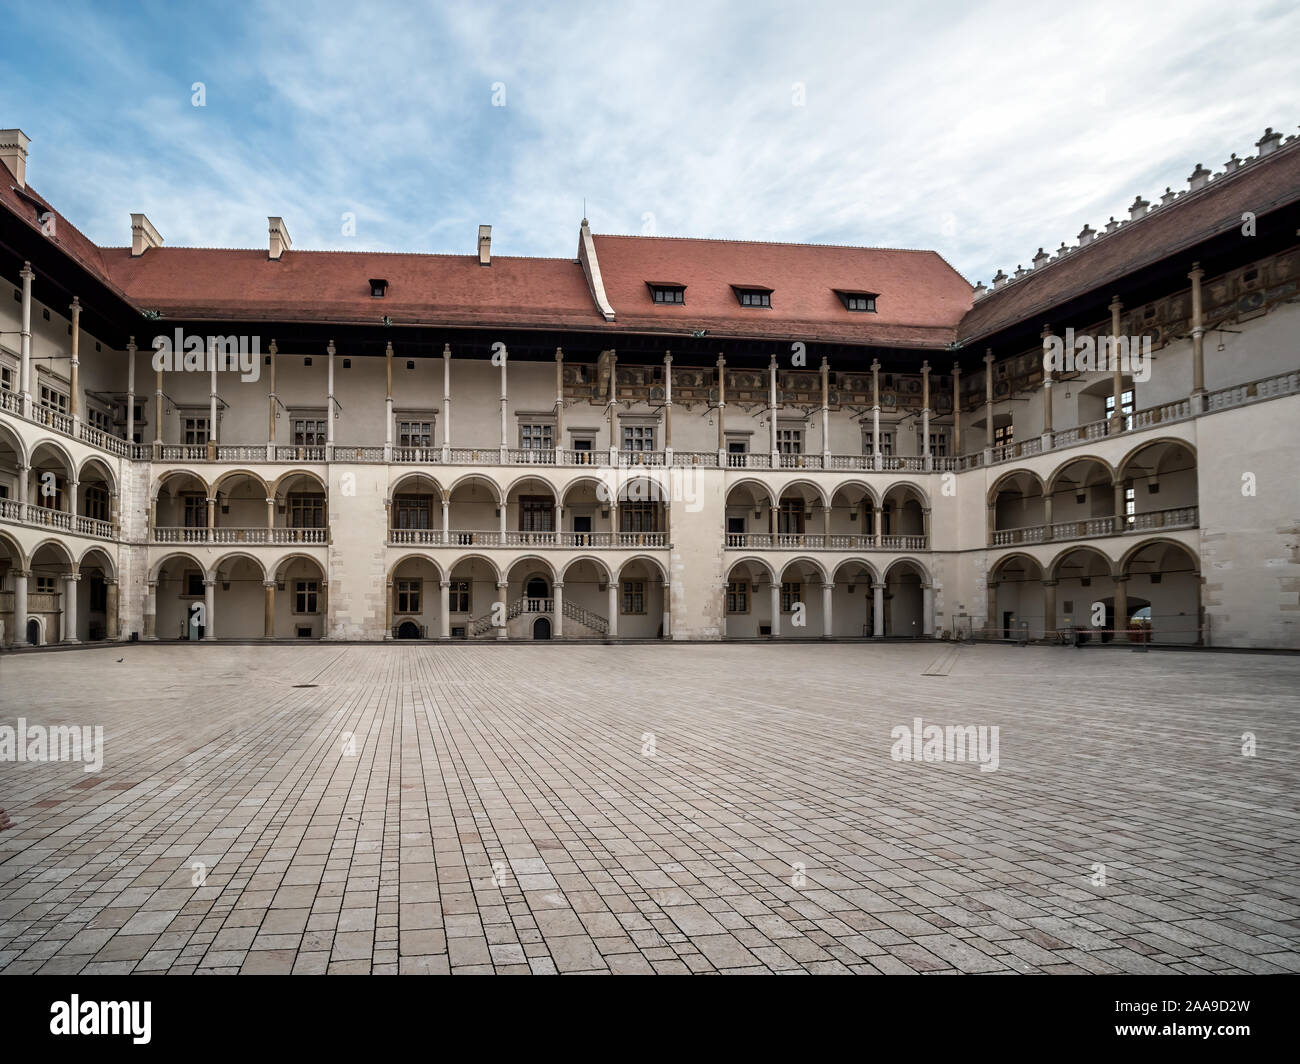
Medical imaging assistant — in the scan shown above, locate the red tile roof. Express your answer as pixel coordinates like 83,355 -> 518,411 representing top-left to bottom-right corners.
592,234 -> 972,348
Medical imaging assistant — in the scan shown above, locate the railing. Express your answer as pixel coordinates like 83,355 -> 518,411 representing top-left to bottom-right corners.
727,453 -> 771,469
24,505 -> 72,530
153,525 -> 327,544
778,453 -> 823,469
725,531 -> 926,550
507,448 -> 557,465
161,444 -> 210,461
616,450 -> 665,467
393,446 -> 442,463
990,506 -> 1199,547
0,390 -> 21,414
75,515 -> 114,538
79,423 -> 132,457
275,445 -> 326,462
564,599 -> 609,634
217,445 -> 271,461
672,451 -> 718,467
153,526 -> 211,543
333,445 -> 386,462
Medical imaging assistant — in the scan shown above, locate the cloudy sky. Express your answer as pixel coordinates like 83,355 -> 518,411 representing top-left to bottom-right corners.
2,0 -> 1297,286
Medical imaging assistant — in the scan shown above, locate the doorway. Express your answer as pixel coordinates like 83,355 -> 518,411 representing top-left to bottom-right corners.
532,617 -> 552,640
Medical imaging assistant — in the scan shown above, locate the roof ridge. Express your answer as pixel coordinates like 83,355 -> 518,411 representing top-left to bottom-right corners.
592,232 -> 946,255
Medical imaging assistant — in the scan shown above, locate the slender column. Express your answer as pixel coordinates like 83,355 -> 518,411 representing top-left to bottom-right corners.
326,340 -> 336,456
1108,296 -> 1124,431
1114,478 -> 1126,534
952,362 -> 962,456
143,580 -> 157,640
555,348 -> 566,459
385,341 -> 394,459
769,582 -> 781,638
1043,494 -> 1054,541
553,501 -> 562,539
207,496 -> 216,537
264,581 -> 276,639
606,580 -> 618,638
922,583 -> 934,639
768,355 -> 779,463
153,360 -> 163,455
986,502 -> 996,545
18,262 -> 33,417
1040,324 -> 1054,440
822,503 -> 831,539
496,582 -> 508,640
553,581 -> 564,638
1042,579 -> 1057,640
17,465 -> 28,518
439,579 -> 450,639
662,351 -> 672,457
441,492 -> 450,543
499,343 -> 510,462
770,497 -> 779,539
12,570 -> 28,645
821,582 -> 833,639
203,578 -> 216,641
498,496 -> 507,537
872,583 -> 884,638
870,359 -> 881,471
920,361 -> 931,469
921,507 -> 931,547
384,580 -> 394,640
69,297 -> 81,428
1113,574 -> 1128,635
874,504 -> 884,548
105,579 -> 119,640
110,490 -> 120,535
61,572 -> 80,643
207,336 -> 216,456
820,356 -> 830,460
441,343 -> 452,461
606,350 -> 618,460
1189,263 -> 1206,410
268,339 -> 277,449
983,349 -> 994,452
67,479 -> 79,518
661,582 -> 671,640
715,354 -> 726,458
127,337 -> 138,446
266,497 -> 275,530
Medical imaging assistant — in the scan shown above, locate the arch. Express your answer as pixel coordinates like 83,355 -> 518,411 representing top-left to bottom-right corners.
881,480 -> 930,507
560,473 -> 615,504
76,545 -> 117,579
0,420 -> 29,467
1116,437 -> 1198,483
988,551 -> 1045,582
503,473 -> 558,500
447,473 -> 504,503
615,474 -> 667,504
617,554 -> 669,583
0,529 -> 28,570
271,551 -> 328,581
26,615 -> 45,647
830,557 -> 882,585
211,468 -> 271,499
76,455 -> 118,492
532,616 -> 552,640
1046,454 -> 1117,494
387,471 -> 443,499
272,468 -> 329,496
560,555 -> 613,583
505,554 -> 558,582
776,478 -> 829,507
212,551 -> 268,581
1047,543 -> 1116,581
28,537 -> 77,569
828,479 -> 881,508
446,553 -> 503,584
28,437 -> 76,477
1119,536 -> 1199,577
724,477 -> 777,505
724,556 -> 777,583
387,552 -> 447,583
883,556 -> 932,584
396,619 -> 422,640
987,468 -> 1046,506
153,468 -> 212,499
777,555 -> 829,584
151,551 -> 207,583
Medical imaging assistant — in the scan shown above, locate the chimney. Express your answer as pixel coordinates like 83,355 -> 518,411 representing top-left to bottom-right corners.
1255,127 -> 1283,157
0,128 -> 30,189
1188,163 -> 1211,192
1077,224 -> 1096,246
1128,195 -> 1150,220
991,269 -> 1008,289
1160,186 -> 1177,207
130,213 -> 163,256
478,224 -> 492,266
1032,247 -> 1050,270
268,216 -> 292,260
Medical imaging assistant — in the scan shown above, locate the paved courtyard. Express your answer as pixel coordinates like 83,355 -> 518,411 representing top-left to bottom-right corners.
0,642 -> 1297,975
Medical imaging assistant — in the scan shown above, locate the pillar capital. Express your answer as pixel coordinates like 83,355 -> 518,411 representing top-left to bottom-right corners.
553,580 -> 564,590
19,260 -> 34,280
65,571 -> 81,583
1188,261 -> 1204,281
440,579 -> 450,588
202,578 -> 216,588
263,580 -> 277,590
822,582 -> 835,591
1042,579 -> 1058,588
496,581 -> 509,590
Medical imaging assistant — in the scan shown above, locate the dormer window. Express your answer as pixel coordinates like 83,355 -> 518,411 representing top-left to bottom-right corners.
369,278 -> 388,298
647,283 -> 686,305
733,286 -> 772,308
837,291 -> 877,312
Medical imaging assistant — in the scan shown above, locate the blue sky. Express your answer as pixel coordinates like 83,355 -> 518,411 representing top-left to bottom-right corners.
2,0 -> 1297,286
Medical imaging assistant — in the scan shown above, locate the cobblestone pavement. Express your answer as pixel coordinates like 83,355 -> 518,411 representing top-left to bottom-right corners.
0,642 -> 1297,974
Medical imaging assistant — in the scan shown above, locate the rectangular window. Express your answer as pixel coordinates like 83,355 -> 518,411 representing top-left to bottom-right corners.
519,496 -> 554,532
35,575 -> 57,594
650,285 -> 685,304
88,406 -> 113,434
295,580 -> 319,614
39,385 -> 68,413
0,364 -> 14,391
288,493 -> 325,528
396,579 -> 421,614
185,571 -> 204,597
183,416 -> 210,445
726,581 -> 749,614
839,293 -> 877,312
736,289 -> 772,307
520,423 -> 554,450
293,418 -> 326,447
918,429 -> 948,457
621,581 -> 645,614
1125,486 -> 1136,527
864,431 -> 894,457
182,494 -> 206,528
777,428 -> 802,455
781,582 -> 801,613
398,420 -> 434,448
778,500 -> 805,534
1106,389 -> 1135,430
84,485 -> 109,522
449,580 -> 471,613
993,423 -> 1014,446
622,425 -> 655,452
394,494 -> 431,530
620,502 -> 659,533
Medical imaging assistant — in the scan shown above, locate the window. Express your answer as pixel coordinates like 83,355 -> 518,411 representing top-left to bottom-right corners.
398,420 -> 434,448
838,291 -> 877,312
726,581 -> 749,614
295,580 -> 319,614
39,384 -> 68,413
623,425 -> 655,452
293,418 -> 326,447
917,429 -> 948,457
520,423 -> 554,450
864,431 -> 893,457
777,428 -> 802,455
0,363 -> 13,391
88,406 -> 113,434
370,278 -> 388,298
394,494 -> 431,530
1106,389 -> 1135,430
648,284 -> 685,304
778,500 -> 805,534
993,423 -> 1013,447
183,494 -> 207,528
35,575 -> 57,594
780,582 -> 801,613
449,580 -> 471,613
620,502 -> 659,533
519,496 -> 554,532
622,581 -> 645,614
1125,486 -> 1136,528
185,571 -> 204,597
183,416 -> 210,445
84,485 -> 109,522
396,579 -> 421,613
734,288 -> 772,307
288,493 -> 325,528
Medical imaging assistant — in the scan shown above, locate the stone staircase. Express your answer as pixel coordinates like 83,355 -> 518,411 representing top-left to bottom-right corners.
468,597 -> 609,638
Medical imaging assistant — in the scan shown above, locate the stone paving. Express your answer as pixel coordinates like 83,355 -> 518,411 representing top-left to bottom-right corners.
0,641 -> 1297,975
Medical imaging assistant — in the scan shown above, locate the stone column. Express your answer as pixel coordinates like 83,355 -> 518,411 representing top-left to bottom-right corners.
143,580 -> 157,640
12,570 -> 28,645
499,343 -> 510,463
105,579 -> 119,640
662,351 -> 672,459
1113,478 -> 1126,534
922,507 -> 931,547
553,580 -> 564,638
498,497 -> 507,538
821,582 -> 833,639
952,362 -> 962,457
820,356 -> 830,461
1042,579 -> 1057,640
385,340 -> 394,460
920,361 -> 931,469
326,340 -> 336,458
207,336 -> 217,457
769,582 -> 781,638
110,490 -> 120,536
441,492 -> 450,543
18,262 -> 33,417
207,496 -> 216,541
267,339 -> 278,452
67,479 -> 79,520
874,504 -> 884,548
203,579 -> 216,640
1108,296 -> 1124,432
154,360 -> 164,456
496,582 -> 508,640
442,343 -> 452,462
384,580 -> 394,640
983,349 -> 995,454
715,354 -> 726,460
264,581 -> 276,639
606,350 -> 618,461
607,581 -> 618,638
17,465 -> 28,520
1189,263 -> 1206,411
768,355 -> 779,464
922,582 -> 934,639
872,583 -> 884,638
871,359 -> 881,471
1043,494 -> 1054,541
69,296 -> 81,429
439,579 -> 450,639
822,503 -> 831,540
56,571 -> 79,643
266,497 -> 275,531
1114,575 -> 1128,635
555,348 -> 566,460
1040,323 -> 1054,444
661,582 -> 671,640
127,336 -> 138,447
986,502 -> 996,545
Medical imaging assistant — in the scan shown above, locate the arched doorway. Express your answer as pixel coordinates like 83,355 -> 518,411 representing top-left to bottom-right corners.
526,576 -> 549,599
532,617 -> 552,640
396,620 -> 421,640
27,618 -> 40,646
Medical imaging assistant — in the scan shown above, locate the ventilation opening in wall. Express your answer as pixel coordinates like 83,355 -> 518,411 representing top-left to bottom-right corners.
1150,573 -> 1162,584
343,358 -> 351,369
759,625 -> 772,636
452,626 -> 467,639
304,357 -> 312,366
296,626 -> 313,638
